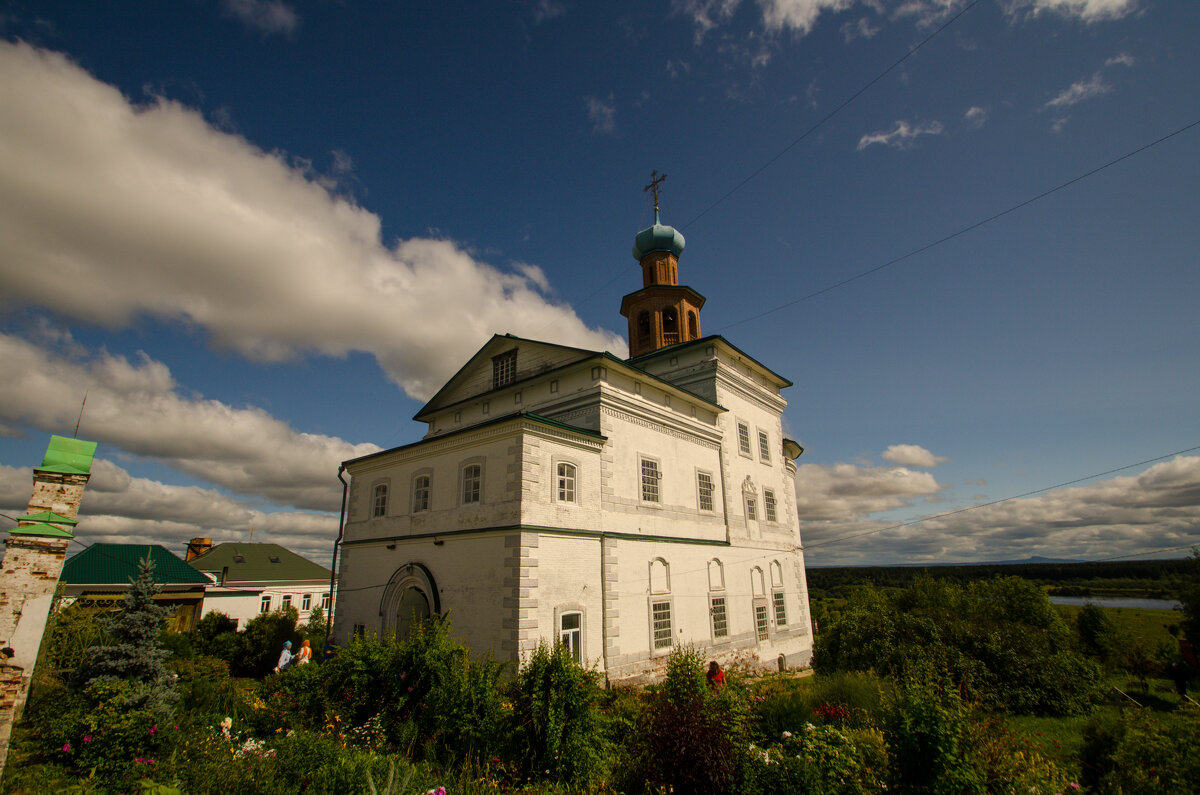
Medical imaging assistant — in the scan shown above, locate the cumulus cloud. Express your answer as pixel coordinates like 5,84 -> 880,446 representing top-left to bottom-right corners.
1044,72 -> 1110,109
841,16 -> 880,42
760,0 -> 854,35
222,0 -> 299,37
799,456 -> 1200,567
585,94 -> 616,135
1,459 -> 338,565
529,0 -> 568,23
0,42 -> 625,402
881,444 -> 949,468
1004,0 -> 1138,24
0,333 -> 378,511
856,119 -> 944,150
672,0 -> 742,44
794,461 -> 944,521
964,105 -> 987,128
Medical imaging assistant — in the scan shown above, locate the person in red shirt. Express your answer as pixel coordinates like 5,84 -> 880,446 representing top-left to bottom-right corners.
706,661 -> 725,688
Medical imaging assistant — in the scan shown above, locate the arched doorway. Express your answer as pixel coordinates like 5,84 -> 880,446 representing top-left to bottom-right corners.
379,562 -> 440,638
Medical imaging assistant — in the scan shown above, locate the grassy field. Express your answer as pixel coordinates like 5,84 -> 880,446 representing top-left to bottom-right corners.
1052,603 -> 1181,650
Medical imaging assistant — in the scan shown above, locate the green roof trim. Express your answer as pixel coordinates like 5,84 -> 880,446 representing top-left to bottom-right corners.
188,543 -> 332,584
61,544 -> 211,586
8,522 -> 75,538
18,510 -> 78,526
36,435 -> 97,475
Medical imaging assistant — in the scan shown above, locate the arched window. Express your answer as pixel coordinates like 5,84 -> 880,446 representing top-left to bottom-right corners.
461,463 -> 482,504
372,483 -> 388,518
412,473 -> 431,513
707,558 -> 725,590
379,562 -> 441,638
560,611 -> 582,661
556,462 -> 577,502
688,310 -> 698,339
637,310 -> 651,341
650,557 -> 671,594
662,307 -> 678,334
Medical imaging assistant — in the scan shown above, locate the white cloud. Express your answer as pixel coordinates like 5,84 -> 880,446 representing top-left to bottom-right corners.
1105,52 -> 1135,68
794,461 -> 944,521
530,0 -> 568,23
964,105 -> 987,128
799,456 -> 1200,567
0,43 -> 625,402
1044,72 -> 1109,109
841,16 -> 880,41
585,94 -> 616,135
222,0 -> 299,37
759,0 -> 853,34
0,333 -> 378,511
881,444 -> 949,468
672,0 -> 742,44
856,119 -> 944,150
1004,0 -> 1138,24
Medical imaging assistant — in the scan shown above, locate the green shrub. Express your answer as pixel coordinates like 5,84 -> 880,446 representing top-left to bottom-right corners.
884,668 -> 983,795
743,723 -> 888,794
1082,707 -> 1200,793
641,646 -> 751,794
171,656 -> 256,723
506,640 -> 608,785
236,608 -> 302,677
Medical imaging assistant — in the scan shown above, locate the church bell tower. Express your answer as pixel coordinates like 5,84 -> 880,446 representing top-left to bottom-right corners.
620,172 -> 706,358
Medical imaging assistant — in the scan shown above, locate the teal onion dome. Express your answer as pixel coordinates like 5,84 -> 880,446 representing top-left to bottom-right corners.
632,212 -> 686,260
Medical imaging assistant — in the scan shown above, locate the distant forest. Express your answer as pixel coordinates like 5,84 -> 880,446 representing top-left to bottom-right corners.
807,558 -> 1195,599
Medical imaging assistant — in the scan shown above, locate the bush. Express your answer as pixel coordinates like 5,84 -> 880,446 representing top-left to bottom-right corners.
236,608 -> 302,677
1082,707 -> 1200,793
743,723 -> 888,795
641,646 -> 751,794
752,671 -> 889,743
507,640 -> 608,785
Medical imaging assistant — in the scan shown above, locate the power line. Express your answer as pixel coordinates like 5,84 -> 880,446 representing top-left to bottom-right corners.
681,0 -> 982,231
803,443 -> 1200,550
715,116 -> 1200,334
559,0 -> 982,320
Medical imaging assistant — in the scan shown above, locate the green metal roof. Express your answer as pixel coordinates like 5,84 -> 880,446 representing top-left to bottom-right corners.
18,511 -> 78,525
188,543 -> 331,584
36,435 -> 97,475
61,544 -> 211,586
8,522 -> 75,538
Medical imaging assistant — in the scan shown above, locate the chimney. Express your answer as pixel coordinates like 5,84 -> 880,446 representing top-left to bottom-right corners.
186,537 -> 212,561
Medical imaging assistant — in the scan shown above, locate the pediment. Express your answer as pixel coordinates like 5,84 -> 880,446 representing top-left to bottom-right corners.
415,334 -> 601,420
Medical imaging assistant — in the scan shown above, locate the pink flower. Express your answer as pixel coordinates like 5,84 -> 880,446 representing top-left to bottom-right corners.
83,735 -> 93,744
62,743 -> 71,752
149,725 -> 158,735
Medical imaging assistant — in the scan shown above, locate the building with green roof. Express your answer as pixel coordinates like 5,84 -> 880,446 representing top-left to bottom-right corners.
60,544 -> 210,631
186,541 -> 332,629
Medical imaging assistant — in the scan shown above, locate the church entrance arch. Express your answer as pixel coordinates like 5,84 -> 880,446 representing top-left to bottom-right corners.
379,562 -> 441,638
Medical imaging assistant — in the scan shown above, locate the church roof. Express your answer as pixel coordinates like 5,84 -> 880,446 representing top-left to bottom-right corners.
627,334 -> 794,388
61,544 -> 211,586
345,410 -> 606,469
188,542 -> 331,584
35,435 -> 97,475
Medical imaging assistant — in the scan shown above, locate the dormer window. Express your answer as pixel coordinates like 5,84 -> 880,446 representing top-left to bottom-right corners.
233,555 -> 246,564
269,556 -> 281,563
492,349 -> 517,389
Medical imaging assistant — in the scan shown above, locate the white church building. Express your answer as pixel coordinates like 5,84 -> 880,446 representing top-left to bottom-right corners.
333,197 -> 813,680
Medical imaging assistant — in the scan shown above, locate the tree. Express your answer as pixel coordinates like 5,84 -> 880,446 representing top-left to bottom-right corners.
73,556 -> 177,714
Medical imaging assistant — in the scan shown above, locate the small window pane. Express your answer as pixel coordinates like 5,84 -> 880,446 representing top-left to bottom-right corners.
758,430 -> 771,461
710,596 -> 728,639
493,350 -> 517,388
560,612 -> 582,662
302,593 -> 312,611
755,603 -> 769,640
773,591 -> 788,626
462,464 -> 481,504
764,489 -> 777,522
652,601 -> 673,649
260,595 -> 271,613
746,497 -> 757,521
413,475 -> 430,512
373,483 -> 388,518
697,472 -> 714,512
281,594 -> 292,609
321,593 -> 331,611
557,462 -> 577,502
641,459 -> 661,503
737,422 -> 751,455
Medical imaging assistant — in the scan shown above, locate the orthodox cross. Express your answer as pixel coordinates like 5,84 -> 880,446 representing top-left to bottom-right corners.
644,170 -> 667,214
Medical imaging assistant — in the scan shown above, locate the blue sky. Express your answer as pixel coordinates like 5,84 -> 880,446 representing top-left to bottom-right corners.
1,0 -> 1197,566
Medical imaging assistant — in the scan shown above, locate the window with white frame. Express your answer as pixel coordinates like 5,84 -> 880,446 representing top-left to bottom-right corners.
737,421 -> 752,456
372,483 -> 388,518
281,594 -> 292,609
746,495 -> 758,521
640,457 -> 661,503
651,600 -> 673,649
755,603 -> 769,640
302,593 -> 312,611
260,595 -> 271,613
412,474 -> 431,512
773,591 -> 788,627
697,471 -> 714,512
560,612 -> 582,662
557,462 -> 577,503
492,349 -> 517,388
758,430 -> 771,462
461,463 -> 481,504
321,593 -> 331,611
764,488 -> 778,522
710,595 -> 729,639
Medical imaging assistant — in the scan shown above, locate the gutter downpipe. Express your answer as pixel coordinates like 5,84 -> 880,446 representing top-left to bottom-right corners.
325,464 -> 349,654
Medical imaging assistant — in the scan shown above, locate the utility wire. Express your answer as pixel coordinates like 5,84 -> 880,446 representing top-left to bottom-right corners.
804,444 -> 1200,550
681,0 -> 981,231
558,0 -> 981,321
715,116 -> 1200,333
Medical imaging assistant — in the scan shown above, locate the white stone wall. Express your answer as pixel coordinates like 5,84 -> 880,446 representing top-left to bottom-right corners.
201,583 -> 331,629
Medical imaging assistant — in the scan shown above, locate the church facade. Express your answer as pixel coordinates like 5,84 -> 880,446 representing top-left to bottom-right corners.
333,205 -> 813,680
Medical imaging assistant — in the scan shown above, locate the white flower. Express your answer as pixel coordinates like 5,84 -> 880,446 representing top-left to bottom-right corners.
781,731 -> 793,739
